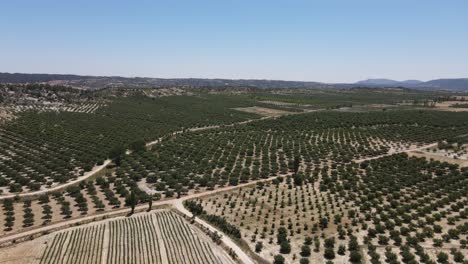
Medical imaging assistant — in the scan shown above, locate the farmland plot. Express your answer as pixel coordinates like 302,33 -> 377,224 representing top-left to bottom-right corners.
191,154 -> 468,264
0,95 -> 258,195
119,110 -> 468,200
29,210 -> 234,264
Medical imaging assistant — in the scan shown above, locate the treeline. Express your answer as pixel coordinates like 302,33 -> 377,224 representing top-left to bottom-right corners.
185,200 -> 241,239
0,73 -> 90,83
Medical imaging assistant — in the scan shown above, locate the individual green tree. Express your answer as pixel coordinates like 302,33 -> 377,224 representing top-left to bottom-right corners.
255,241 -> 263,253
451,249 -> 464,263
4,215 -> 14,231
400,246 -> 415,263
293,156 -> 300,175
314,237 -> 321,252
108,145 -> 126,165
324,237 -> 335,248
293,173 -> 304,186
348,236 -> 359,251
126,190 -> 137,215
437,252 -> 449,264
378,235 -> 389,245
433,238 -> 443,247
42,204 -> 52,217
38,194 -> 50,204
277,227 -> 288,244
385,248 -> 398,264
280,240 -> 291,254
349,251 -> 362,263
319,217 -> 328,229
61,202 -> 72,218
337,245 -> 346,255
273,255 -> 285,264
147,196 -> 153,212
300,245 -> 311,257
324,248 -> 335,260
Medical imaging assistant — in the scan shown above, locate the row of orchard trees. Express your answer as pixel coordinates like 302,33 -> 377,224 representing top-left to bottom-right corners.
0,94 -> 259,193
115,109 -> 468,201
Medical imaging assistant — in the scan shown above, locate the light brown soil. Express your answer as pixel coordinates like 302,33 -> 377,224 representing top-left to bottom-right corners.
434,101 -> 468,112
233,106 -> 293,117
0,112 -> 12,119
0,235 -> 50,263
408,151 -> 468,167
0,209 -> 236,264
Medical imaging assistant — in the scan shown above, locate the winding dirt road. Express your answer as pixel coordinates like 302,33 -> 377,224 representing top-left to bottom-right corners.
0,141 -> 443,263
0,109 -> 447,263
354,142 -> 438,163
0,176 -> 278,263
0,116 -> 271,202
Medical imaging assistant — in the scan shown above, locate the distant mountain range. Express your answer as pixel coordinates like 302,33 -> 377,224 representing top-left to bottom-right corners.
355,78 -> 468,91
0,72 -> 333,90
0,72 -> 467,91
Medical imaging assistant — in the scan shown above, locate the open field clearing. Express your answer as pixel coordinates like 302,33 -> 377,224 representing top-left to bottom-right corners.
428,144 -> 468,160
0,109 -> 14,122
189,154 -> 468,263
409,151 -> 468,167
0,209 -> 235,264
434,101 -> 468,112
233,106 -> 295,117
408,142 -> 468,167
249,88 -> 456,110
259,100 -> 310,107
258,100 -> 313,111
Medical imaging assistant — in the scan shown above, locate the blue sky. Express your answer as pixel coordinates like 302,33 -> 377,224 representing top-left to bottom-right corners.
1,0 -> 467,83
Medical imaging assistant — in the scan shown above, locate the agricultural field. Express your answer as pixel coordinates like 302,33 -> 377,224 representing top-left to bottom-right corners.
2,102 -> 103,114
0,209 -> 235,264
451,103 -> 468,109
432,101 -> 468,112
242,88 -> 457,110
0,94 -> 259,196
189,154 -> 467,264
1,86 -> 468,264
0,175 -> 136,236
118,110 -> 468,200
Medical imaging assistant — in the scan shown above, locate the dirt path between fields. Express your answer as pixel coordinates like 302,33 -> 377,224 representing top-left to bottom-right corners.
0,108 -> 455,263
145,116 -> 271,147
0,140 -> 448,263
0,116 -> 271,202
0,176 -> 277,263
408,151 -> 468,167
0,160 -> 112,201
354,142 -> 438,163
0,116 -> 278,262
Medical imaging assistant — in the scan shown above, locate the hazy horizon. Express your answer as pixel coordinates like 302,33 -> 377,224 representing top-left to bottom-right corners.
1,0 -> 467,83
2,71 -> 468,84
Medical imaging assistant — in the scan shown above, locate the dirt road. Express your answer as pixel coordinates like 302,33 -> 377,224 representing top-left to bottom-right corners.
0,116 -> 270,201
354,142 -> 438,163
0,140 -> 445,264
0,176 -> 277,263
146,116 -> 271,147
